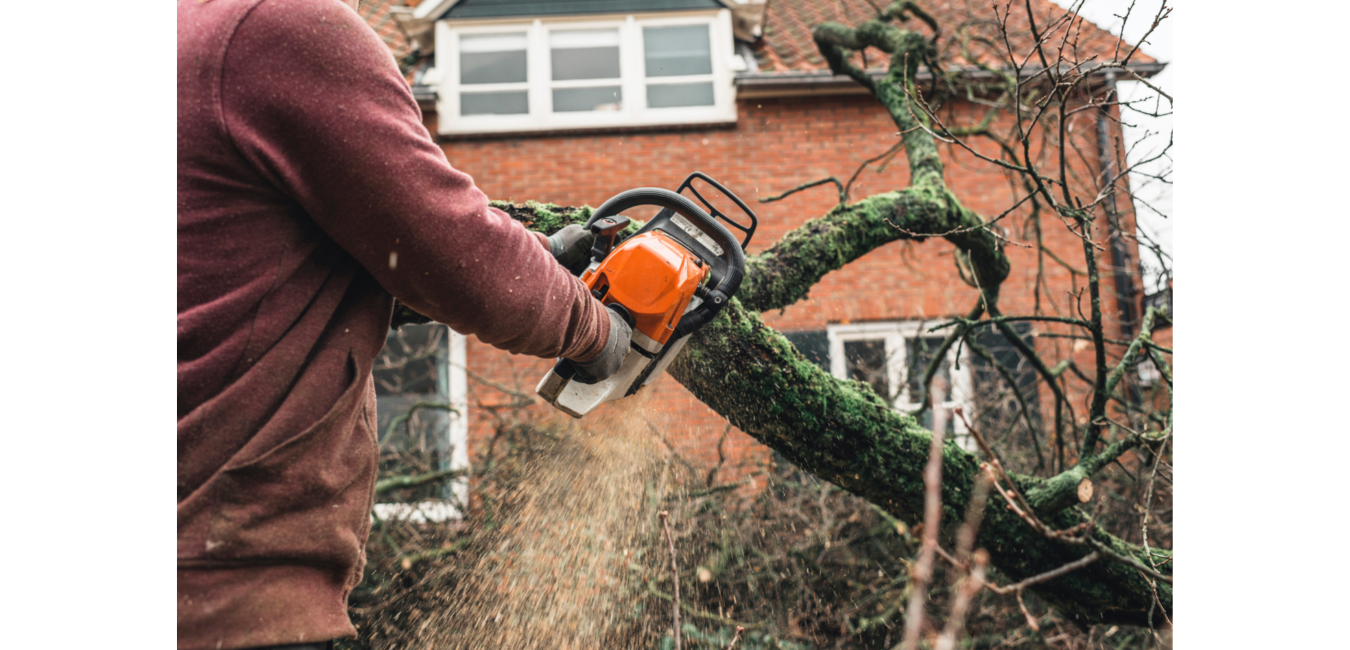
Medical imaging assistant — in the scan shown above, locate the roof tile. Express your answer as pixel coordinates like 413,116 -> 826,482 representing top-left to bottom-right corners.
751,0 -> 1156,74
359,0 -> 415,61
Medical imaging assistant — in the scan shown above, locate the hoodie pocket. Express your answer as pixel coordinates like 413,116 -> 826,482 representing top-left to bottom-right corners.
193,348 -> 380,567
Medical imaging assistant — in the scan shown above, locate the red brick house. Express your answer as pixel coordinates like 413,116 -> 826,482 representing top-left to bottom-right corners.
359,0 -> 1165,509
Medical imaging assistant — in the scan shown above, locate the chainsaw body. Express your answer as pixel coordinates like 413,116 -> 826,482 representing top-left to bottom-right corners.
536,172 -> 758,418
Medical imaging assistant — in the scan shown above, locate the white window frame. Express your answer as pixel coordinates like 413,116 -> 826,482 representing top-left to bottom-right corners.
372,327 -> 470,524
434,9 -> 738,135
827,321 -> 976,450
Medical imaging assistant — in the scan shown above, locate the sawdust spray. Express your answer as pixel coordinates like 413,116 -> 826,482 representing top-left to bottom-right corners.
412,384 -> 677,649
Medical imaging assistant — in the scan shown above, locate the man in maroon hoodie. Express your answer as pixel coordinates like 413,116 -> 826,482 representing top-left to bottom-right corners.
177,0 -> 630,647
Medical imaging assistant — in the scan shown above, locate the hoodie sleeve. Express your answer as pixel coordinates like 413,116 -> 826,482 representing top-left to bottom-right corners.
218,0 -> 607,361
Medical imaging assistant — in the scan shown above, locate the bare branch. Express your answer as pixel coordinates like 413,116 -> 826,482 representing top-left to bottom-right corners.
659,511 -> 682,650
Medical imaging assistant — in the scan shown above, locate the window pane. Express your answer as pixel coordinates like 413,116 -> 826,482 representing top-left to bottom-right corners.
783,330 -> 830,371
646,82 -> 714,108
844,339 -> 889,399
375,323 -> 447,396
462,91 -> 528,115
644,25 -> 712,77
906,336 -> 950,403
968,323 -> 1041,432
460,33 -> 527,84
553,86 -> 622,112
550,29 -> 620,81
374,324 -> 455,501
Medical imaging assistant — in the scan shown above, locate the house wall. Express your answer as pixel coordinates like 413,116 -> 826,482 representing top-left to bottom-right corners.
422,92 -> 1144,482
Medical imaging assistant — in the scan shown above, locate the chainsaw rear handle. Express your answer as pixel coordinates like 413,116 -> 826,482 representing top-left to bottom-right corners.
585,188 -> 746,339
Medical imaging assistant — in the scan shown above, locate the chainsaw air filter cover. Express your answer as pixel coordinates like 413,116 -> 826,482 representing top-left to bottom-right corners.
583,231 -> 708,347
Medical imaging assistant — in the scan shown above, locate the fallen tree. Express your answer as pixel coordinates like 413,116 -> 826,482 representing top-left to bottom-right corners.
439,0 -> 1173,630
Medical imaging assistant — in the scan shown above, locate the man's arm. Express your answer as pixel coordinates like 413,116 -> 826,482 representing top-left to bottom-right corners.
219,0 -> 607,361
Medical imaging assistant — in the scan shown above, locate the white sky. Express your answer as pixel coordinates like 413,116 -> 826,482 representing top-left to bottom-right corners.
1046,0 -> 1173,291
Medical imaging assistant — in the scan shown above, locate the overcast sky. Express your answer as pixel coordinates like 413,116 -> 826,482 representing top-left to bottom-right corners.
1046,0 -> 1173,290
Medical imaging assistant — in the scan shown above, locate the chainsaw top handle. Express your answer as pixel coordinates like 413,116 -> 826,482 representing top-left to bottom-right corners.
585,187 -> 746,339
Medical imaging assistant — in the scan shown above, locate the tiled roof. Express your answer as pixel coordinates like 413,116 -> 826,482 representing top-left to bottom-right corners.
359,0 -> 1156,78
751,0 -> 1156,74
359,0 -> 416,61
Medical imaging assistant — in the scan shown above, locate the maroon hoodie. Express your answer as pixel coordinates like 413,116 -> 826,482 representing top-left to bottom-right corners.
177,0 -> 608,647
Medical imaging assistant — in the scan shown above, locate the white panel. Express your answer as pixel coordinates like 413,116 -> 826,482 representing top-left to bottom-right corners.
549,29 -> 621,48
529,20 -> 549,118
460,32 -> 527,53
448,329 -> 470,509
623,15 -> 647,113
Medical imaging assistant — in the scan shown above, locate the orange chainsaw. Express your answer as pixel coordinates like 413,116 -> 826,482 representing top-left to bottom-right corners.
536,172 -> 758,418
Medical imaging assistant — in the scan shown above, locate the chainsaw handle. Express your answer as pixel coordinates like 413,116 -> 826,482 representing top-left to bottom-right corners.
585,188 -> 745,336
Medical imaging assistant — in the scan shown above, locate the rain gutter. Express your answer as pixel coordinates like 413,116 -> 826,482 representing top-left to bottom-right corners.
733,62 -> 1166,98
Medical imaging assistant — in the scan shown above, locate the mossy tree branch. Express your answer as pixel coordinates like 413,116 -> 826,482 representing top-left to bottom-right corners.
665,300 -> 1168,627
491,201 -> 1168,626
478,1 -> 1169,626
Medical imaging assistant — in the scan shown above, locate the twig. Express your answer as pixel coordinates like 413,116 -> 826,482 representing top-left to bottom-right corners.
452,360 -> 537,402
725,626 -> 745,650
1015,588 -> 1040,631
986,551 -> 1100,632
899,388 -> 949,650
927,314 -> 1089,332
935,549 -> 989,650
913,300 -> 984,418
381,402 -> 457,450
933,471 -> 994,649
962,336 -> 1045,473
985,551 -> 1100,595
759,177 -> 844,204
706,421 -> 735,487
959,408 -> 1174,584
887,190 -> 1036,241
659,511 -> 682,650
374,467 -> 465,495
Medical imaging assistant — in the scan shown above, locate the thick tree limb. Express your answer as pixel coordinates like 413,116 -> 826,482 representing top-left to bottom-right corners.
665,299 -> 1169,626
495,202 -> 1169,625
485,3 -> 1170,627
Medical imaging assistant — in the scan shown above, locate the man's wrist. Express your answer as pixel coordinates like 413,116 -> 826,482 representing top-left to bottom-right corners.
567,297 -> 611,363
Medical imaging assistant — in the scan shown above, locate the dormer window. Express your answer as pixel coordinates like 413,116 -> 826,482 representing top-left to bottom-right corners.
433,9 -> 737,135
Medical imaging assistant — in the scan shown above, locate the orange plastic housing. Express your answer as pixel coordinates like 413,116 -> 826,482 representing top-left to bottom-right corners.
581,231 -> 708,345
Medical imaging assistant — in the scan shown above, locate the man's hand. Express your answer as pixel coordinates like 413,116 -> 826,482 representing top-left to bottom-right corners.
547,224 -> 595,276
570,307 -> 632,383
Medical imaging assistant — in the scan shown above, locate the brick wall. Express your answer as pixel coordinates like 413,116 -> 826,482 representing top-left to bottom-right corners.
431,93 -> 1144,480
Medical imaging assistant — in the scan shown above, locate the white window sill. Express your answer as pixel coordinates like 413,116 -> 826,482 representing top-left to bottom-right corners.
372,500 -> 462,524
